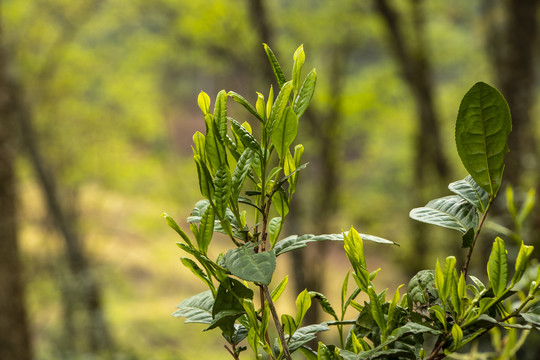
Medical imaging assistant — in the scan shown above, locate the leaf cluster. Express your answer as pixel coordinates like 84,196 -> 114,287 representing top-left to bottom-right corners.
163,47 -> 540,360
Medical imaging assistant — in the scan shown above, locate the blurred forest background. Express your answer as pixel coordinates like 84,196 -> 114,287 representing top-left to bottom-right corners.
1,0 -> 540,359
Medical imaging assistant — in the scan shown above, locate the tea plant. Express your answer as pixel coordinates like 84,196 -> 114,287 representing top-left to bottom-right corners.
163,45 -> 540,359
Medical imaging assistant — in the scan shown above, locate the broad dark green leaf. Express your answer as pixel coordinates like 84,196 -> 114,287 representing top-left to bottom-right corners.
197,206 -> 215,254
213,165 -> 231,219
409,195 -> 478,234
488,237 -> 508,296
228,91 -> 263,122
449,175 -> 490,213
293,69 -> 317,118
230,118 -> 261,154
231,148 -> 254,200
456,82 -> 511,196
222,244 -> 276,285
274,232 -> 395,256
263,43 -> 286,88
267,81 -> 293,135
173,290 -> 214,324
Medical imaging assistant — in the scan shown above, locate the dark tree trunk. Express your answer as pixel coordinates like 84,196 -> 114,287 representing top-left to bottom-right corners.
375,0 -> 450,274
497,0 -> 539,188
0,9 -> 33,358
246,0 -> 276,85
13,81 -> 113,353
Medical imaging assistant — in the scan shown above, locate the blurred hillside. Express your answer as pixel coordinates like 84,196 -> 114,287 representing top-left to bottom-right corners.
1,0 -> 539,359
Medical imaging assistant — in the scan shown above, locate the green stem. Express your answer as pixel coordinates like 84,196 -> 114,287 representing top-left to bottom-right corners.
462,197 -> 493,277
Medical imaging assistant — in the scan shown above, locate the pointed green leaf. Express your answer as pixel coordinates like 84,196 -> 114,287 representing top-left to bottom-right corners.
368,286 -> 386,335
293,69 -> 317,118
230,118 -> 261,154
511,242 -> 534,286
270,275 -> 288,303
268,217 -> 282,247
192,131 -> 206,159
267,81 -> 293,135
449,175 -> 490,213
173,290 -> 214,324
292,44 -> 305,92
281,313 -> 297,336
228,91 -> 263,122
180,257 -> 214,293
451,324 -> 463,349
263,43 -> 286,88
344,227 -> 366,272
161,213 -> 194,248
488,237 -> 508,296
409,195 -> 478,234
213,90 -> 228,140
456,82 -> 511,196
194,155 -> 215,200
198,91 -> 211,115
271,107 -> 298,159
231,148 -> 254,200
197,206 -> 215,254
222,244 -> 276,285
442,256 -> 457,301
204,114 -> 226,172
274,232 -> 395,256
213,165 -> 231,219
256,92 -> 265,121
271,187 -> 289,218
295,289 -> 312,326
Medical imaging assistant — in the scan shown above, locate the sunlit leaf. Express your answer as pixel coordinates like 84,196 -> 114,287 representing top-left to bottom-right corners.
267,81 -> 293,135
293,69 -> 317,118
271,107 -> 298,159
197,91 -> 211,115
263,43 -> 286,88
197,205 -> 215,254
228,91 -> 263,122
488,237 -> 508,296
292,44 -> 305,93
456,82 -> 511,196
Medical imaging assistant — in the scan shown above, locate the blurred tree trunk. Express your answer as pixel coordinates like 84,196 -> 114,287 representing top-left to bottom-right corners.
375,0 -> 450,274
0,11 -> 33,358
295,43 -> 350,328
8,1 -> 114,354
494,0 -> 540,188
482,0 -> 540,259
13,79 -> 114,353
246,0 -> 276,86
